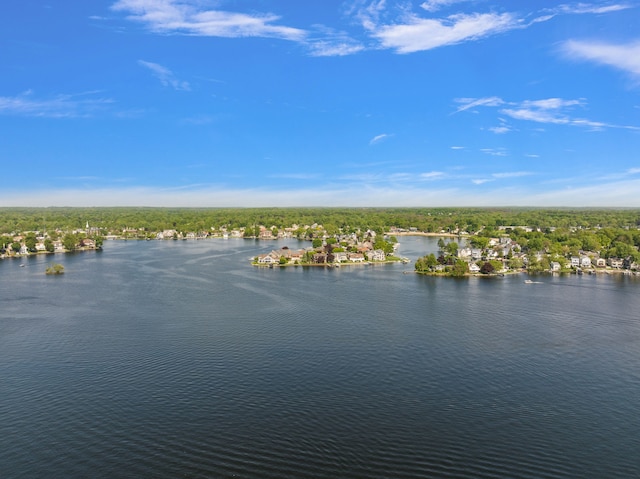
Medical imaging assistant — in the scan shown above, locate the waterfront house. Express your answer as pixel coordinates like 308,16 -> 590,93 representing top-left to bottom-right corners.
256,253 -> 277,264
348,253 -> 365,262
367,249 -> 386,262
469,263 -> 481,273
595,258 -> 606,268
580,256 -> 592,268
570,257 -> 580,268
550,261 -> 561,272
607,258 -> 624,268
332,252 -> 348,263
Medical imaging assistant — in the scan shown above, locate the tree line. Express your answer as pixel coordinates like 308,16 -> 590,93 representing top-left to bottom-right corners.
1,207 -> 639,236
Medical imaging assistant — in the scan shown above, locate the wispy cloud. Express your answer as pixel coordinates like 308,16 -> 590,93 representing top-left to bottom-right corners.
420,1 -> 471,13
488,125 -> 511,134
554,3 -> 632,15
112,0 -> 306,41
371,12 -> 519,53
308,40 -> 365,57
138,60 -> 190,91
352,1 -> 630,54
472,171 -> 532,185
456,96 -> 640,131
5,174 -> 640,207
492,171 -> 532,179
0,90 -> 114,118
369,133 -> 391,145
562,40 -> 640,80
420,171 -> 446,179
471,178 -> 491,185
480,148 -> 509,157
453,96 -> 504,114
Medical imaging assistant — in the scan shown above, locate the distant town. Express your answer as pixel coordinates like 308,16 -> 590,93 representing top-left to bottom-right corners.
2,208 -> 640,276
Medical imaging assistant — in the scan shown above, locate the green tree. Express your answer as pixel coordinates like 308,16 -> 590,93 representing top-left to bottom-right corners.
312,238 -> 323,248
374,237 -> 394,255
444,241 -> 458,256
45,263 -> 65,275
25,233 -> 37,252
415,253 -> 438,272
450,259 -> 469,277
469,236 -> 489,249
62,234 -> 77,251
44,238 -> 55,253
508,257 -> 524,269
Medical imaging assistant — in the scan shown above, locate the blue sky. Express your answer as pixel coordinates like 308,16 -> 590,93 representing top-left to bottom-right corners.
1,0 -> 640,207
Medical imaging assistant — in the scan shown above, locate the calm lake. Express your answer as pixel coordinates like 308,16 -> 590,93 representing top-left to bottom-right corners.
1,236 -> 639,478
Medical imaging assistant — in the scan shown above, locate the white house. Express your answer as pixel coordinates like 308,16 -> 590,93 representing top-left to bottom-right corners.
469,263 -> 481,273
608,258 -> 623,268
367,249 -> 386,261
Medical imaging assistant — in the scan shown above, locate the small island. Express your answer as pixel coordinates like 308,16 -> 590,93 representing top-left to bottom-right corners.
253,232 -> 405,267
45,263 -> 65,275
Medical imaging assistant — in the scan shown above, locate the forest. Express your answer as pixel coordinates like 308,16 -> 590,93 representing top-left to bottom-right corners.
1,206 -> 640,236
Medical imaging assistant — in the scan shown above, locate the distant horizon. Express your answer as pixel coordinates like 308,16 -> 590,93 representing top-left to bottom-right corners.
2,1 -> 639,207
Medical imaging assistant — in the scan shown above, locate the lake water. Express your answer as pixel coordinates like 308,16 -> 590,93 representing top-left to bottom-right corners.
1,236 -> 640,478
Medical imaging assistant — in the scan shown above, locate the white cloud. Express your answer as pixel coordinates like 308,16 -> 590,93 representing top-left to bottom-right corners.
562,40 -> 640,79
5,176 -> 640,207
420,171 -> 445,179
138,60 -> 190,90
521,98 -> 584,109
488,126 -> 511,134
308,40 -> 365,57
369,133 -> 391,145
352,1 -> 630,55
556,3 -> 632,15
453,96 -> 504,114
0,91 -> 114,118
373,12 -> 519,53
112,0 -> 306,41
420,0 -> 470,13
457,95 -> 640,131
627,167 -> 640,174
480,148 -> 508,157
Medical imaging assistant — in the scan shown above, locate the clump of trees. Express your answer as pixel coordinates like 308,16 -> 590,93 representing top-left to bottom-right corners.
45,263 -> 64,275
415,240 -> 469,276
